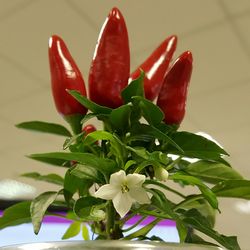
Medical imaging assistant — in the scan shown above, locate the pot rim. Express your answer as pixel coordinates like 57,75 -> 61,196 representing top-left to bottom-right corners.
0,240 -> 224,250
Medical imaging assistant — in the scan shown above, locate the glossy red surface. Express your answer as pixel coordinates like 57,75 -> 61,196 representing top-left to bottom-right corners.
82,124 -> 97,135
157,51 -> 193,125
88,7 -> 130,108
48,35 -> 87,116
130,35 -> 177,101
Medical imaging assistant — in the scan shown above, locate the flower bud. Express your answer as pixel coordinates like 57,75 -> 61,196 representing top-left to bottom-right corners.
154,167 -> 169,181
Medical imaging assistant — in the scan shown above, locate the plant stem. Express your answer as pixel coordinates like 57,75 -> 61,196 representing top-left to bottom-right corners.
106,201 -> 115,239
122,215 -> 147,232
166,156 -> 182,171
102,119 -> 112,132
145,179 -> 186,198
86,145 -> 99,156
173,194 -> 203,211
119,204 -> 149,225
123,218 -> 161,240
139,209 -> 172,220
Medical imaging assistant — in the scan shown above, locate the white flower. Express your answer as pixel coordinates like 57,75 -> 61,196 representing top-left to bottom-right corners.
154,167 -> 169,181
94,170 -> 150,217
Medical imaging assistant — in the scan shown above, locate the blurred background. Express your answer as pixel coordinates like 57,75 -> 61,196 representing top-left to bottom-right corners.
0,0 -> 250,248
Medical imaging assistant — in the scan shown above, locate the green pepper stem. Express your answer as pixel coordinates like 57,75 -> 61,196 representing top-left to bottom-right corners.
64,114 -> 83,135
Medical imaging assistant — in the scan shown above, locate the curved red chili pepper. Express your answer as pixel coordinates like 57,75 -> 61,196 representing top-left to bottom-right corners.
48,35 -> 87,116
88,7 -> 130,108
157,51 -> 193,125
130,35 -> 177,101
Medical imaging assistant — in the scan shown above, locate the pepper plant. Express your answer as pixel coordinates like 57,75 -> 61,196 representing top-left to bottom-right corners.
0,7 -> 250,250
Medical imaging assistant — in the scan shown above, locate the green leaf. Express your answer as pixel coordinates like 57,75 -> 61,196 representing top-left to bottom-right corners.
0,201 -> 31,230
62,221 -> 81,240
121,71 -> 145,103
81,113 -> 98,125
124,160 -> 136,171
127,146 -> 149,160
64,114 -> 84,135
81,113 -> 109,126
138,235 -> 164,241
182,209 -> 240,250
110,104 -> 131,133
84,131 -> 127,168
30,191 -> 60,234
29,152 -> 117,175
149,188 -> 187,242
145,179 -> 186,198
127,134 -> 155,143
27,154 -> 70,167
156,122 -> 177,134
74,196 -> 104,221
127,147 -> 168,172
70,164 -> 104,183
176,199 -> 216,228
51,200 -> 69,208
68,90 -> 112,114
167,132 -> 229,159
133,96 -> 164,126
64,169 -> 92,204
131,123 -> 183,152
212,180 -> 250,199
185,160 -> 243,184
215,157 -> 231,167
16,121 -> 71,137
149,151 -> 170,165
185,232 -> 219,247
135,161 -> 154,173
63,132 -> 83,150
82,224 -> 90,240
170,173 -> 218,209
22,172 -> 64,186
124,218 -> 160,240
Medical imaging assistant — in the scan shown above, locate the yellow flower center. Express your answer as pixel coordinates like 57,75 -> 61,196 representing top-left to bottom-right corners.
121,183 -> 129,193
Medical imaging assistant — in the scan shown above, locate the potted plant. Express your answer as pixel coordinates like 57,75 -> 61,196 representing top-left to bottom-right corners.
0,7 -> 249,250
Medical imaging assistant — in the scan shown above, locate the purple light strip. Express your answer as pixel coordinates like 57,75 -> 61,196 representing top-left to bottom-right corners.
43,214 -> 72,224
125,215 -> 176,227
43,215 -> 176,227
0,211 -> 176,227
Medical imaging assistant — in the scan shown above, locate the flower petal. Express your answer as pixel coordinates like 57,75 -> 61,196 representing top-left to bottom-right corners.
110,170 -> 126,186
129,187 -> 151,204
113,191 -> 133,217
94,184 -> 119,200
126,173 -> 145,188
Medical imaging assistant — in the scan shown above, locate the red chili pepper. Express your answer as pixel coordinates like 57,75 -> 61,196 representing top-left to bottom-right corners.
82,124 -> 96,135
82,124 -> 98,145
130,35 -> 177,101
88,7 -> 130,108
48,35 -> 87,116
157,51 -> 193,125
